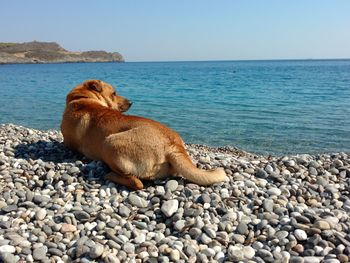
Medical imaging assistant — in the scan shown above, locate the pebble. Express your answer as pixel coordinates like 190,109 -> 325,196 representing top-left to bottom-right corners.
89,243 -> 104,259
60,223 -> 77,233
0,253 -> 18,263
201,248 -> 215,257
290,256 -> 304,263
35,208 -> 47,220
304,257 -> 322,263
33,246 -> 47,261
242,246 -> 255,259
170,249 -> 180,261
294,229 -> 308,241
174,220 -> 186,231
161,199 -> 179,217
165,180 -> 178,192
33,195 -> 50,204
118,205 -> 131,217
1,205 -> 18,213
228,245 -> 244,261
263,199 -> 274,212
128,193 -> 148,208
73,210 -> 90,221
0,245 -> 16,254
313,220 -> 331,230
267,187 -> 281,196
236,222 -> 248,235
0,124 -> 349,263
122,243 -> 135,254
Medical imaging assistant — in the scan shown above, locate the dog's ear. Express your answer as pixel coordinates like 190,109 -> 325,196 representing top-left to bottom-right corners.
85,80 -> 102,92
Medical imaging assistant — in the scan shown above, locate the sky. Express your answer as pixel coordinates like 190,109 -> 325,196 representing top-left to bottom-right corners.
1,0 -> 349,62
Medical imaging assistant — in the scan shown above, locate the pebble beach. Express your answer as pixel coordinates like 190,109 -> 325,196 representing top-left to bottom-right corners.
0,123 -> 349,263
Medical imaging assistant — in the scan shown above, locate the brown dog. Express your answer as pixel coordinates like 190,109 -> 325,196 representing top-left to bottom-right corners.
61,80 -> 227,190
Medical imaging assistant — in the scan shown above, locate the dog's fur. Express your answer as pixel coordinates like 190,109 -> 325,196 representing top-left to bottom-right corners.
61,80 -> 227,190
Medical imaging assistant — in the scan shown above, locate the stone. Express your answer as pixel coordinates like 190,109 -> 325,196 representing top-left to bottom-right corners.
265,164 -> 274,173
201,248 -> 215,257
275,230 -> 289,240
33,195 -> 50,204
304,257 -> 322,263
1,205 -> 18,213
33,246 -> 48,261
128,193 -> 148,208
174,220 -> 186,231
89,243 -> 104,259
0,201 -> 7,209
161,200 -> 179,217
200,233 -> 212,244
232,234 -> 245,244
236,222 -> 248,235
338,254 -> 348,263
290,256 -> 304,263
263,199 -> 274,212
294,229 -> 308,241
323,260 -> 340,263
122,243 -> 135,254
165,180 -> 178,192
228,245 -> 244,261
313,220 -> 331,230
134,233 -> 146,244
169,249 -> 180,261
0,245 -> 16,254
201,193 -> 211,203
256,168 -> 268,178
0,253 -> 18,263
73,210 -> 90,221
309,167 -> 318,176
184,245 -> 197,257
60,223 -> 77,233
118,205 -> 130,218
258,249 -> 273,259
35,208 -> 47,220
68,167 -> 80,174
267,187 -> 281,196
242,246 -> 255,259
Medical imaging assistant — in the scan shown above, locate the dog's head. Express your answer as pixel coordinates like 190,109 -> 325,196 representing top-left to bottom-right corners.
67,80 -> 132,112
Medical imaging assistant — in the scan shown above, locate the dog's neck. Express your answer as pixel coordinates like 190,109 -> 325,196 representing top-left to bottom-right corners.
67,94 -> 109,108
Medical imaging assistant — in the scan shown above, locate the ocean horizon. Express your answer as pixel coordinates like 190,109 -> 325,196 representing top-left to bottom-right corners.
1,59 -> 349,155
125,58 -> 350,63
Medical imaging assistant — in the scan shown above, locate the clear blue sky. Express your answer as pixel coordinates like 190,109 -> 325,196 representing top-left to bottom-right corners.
1,0 -> 349,61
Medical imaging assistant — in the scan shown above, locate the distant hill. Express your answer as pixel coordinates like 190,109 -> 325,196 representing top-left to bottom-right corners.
0,41 -> 124,64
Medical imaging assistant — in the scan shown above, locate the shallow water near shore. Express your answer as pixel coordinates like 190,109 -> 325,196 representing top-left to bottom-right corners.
0,59 -> 349,155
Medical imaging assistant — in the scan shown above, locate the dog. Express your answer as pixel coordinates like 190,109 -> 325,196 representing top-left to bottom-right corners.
61,80 -> 227,190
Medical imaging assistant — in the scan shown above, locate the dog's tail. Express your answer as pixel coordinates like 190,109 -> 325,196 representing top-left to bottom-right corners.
167,151 -> 227,185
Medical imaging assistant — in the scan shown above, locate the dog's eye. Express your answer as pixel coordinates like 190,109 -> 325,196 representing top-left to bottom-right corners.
112,92 -> 116,96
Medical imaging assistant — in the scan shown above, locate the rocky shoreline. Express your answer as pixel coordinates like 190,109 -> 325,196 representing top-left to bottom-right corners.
0,42 -> 124,64
0,124 -> 349,263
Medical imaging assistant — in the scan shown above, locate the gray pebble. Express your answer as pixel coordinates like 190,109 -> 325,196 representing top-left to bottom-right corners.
263,199 -> 274,212
89,243 -> 104,259
128,193 -> 148,208
118,205 -> 131,217
165,180 -> 179,192
161,199 -> 179,217
33,246 -> 48,261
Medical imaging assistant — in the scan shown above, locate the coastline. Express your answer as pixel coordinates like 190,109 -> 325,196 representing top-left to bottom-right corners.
0,41 -> 125,64
0,124 -> 349,262
0,60 -> 125,65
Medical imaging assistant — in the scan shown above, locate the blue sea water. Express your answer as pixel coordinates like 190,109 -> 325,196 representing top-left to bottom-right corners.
0,60 -> 349,155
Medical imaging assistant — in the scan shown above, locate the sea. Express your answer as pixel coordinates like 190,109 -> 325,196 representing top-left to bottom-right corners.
0,60 -> 349,155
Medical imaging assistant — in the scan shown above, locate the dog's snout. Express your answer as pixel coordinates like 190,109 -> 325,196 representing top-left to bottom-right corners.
128,101 -> 133,107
